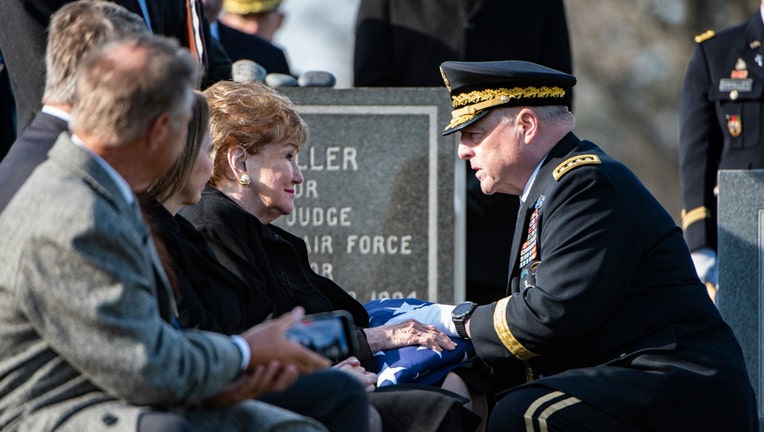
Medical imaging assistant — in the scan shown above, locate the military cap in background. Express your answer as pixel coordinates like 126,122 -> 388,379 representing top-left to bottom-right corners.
440,60 -> 576,135
224,0 -> 282,14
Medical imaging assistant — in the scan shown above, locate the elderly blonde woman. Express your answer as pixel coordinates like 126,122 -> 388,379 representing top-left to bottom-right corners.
142,90 -> 374,432
180,81 -> 481,431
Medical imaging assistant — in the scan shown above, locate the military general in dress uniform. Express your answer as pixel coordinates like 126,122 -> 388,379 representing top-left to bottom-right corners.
442,60 -> 757,431
679,1 -> 764,300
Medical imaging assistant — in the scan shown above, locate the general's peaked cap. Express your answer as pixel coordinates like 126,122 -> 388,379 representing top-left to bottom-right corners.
440,60 -> 576,135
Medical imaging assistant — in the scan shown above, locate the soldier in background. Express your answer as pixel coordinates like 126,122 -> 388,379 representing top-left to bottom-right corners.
216,0 -> 292,75
679,0 -> 764,302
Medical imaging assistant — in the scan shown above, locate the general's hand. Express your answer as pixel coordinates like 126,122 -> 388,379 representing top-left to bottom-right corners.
363,319 -> 457,352
202,360 -> 299,407
334,356 -> 377,392
239,307 -> 331,373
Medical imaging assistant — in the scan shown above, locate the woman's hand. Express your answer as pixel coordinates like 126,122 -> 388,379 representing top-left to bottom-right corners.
203,360 -> 299,407
334,356 -> 377,392
363,319 -> 457,353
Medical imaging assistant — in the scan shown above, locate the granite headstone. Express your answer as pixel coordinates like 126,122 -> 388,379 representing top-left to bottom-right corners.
274,87 -> 465,305
717,169 -> 764,428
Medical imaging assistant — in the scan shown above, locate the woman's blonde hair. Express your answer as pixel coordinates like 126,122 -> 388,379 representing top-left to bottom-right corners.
203,81 -> 308,187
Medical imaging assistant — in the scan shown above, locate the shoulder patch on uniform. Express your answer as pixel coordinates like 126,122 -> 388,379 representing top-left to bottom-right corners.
694,30 -> 715,43
553,154 -> 601,181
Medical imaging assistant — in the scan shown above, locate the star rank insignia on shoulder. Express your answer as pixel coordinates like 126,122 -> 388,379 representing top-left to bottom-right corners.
553,154 -> 601,181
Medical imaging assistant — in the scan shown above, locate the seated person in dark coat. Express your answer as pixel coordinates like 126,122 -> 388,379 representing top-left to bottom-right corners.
0,0 -> 149,213
0,33 -> 330,432
179,80 -> 482,432
141,90 -> 376,432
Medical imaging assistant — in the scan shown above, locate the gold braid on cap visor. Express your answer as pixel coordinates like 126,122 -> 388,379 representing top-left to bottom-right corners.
445,86 -> 566,130
224,0 -> 282,14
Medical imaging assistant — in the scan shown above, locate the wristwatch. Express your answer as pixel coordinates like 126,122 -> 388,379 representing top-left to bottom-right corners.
451,301 -> 478,340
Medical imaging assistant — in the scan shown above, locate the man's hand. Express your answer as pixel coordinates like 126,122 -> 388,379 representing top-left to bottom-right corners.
203,360 -> 299,407
239,307 -> 330,373
363,319 -> 456,353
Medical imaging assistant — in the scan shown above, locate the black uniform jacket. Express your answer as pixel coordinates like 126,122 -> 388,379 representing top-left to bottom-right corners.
468,133 -> 757,431
679,12 -> 764,252
180,186 -> 375,365
353,0 -> 571,87
218,22 -> 292,76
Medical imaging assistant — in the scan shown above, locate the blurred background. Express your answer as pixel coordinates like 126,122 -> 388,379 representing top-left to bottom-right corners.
275,0 -> 756,222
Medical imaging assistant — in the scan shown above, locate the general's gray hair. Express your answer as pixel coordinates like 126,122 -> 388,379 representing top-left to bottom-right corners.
499,105 -> 575,129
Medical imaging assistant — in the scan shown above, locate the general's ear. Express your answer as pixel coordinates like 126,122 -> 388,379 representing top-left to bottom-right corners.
517,108 -> 539,144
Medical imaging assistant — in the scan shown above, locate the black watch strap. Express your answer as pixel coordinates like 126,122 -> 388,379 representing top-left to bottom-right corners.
454,319 -> 470,340
452,301 -> 478,340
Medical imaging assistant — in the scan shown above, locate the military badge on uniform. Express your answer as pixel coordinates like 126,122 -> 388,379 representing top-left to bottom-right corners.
520,195 -> 544,269
520,260 -> 540,289
719,59 -> 753,100
727,114 -> 742,137
732,58 -> 748,78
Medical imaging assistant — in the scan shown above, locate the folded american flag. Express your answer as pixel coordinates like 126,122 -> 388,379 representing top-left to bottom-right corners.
364,298 -> 476,387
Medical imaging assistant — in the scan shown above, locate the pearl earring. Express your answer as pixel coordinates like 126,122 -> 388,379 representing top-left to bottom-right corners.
239,174 -> 251,186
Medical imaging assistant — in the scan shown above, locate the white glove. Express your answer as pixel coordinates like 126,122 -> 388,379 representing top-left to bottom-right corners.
691,248 -> 718,287
384,303 -> 459,338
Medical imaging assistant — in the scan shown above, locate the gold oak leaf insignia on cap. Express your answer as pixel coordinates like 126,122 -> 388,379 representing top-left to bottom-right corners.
553,154 -> 601,181
440,66 -> 451,93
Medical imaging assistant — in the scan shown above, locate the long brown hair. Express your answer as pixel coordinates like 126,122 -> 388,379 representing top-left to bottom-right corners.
140,90 -> 210,300
143,90 -> 210,203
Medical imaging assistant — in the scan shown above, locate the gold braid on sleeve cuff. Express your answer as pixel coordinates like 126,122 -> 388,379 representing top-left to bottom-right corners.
493,297 -> 537,360
681,206 -> 712,231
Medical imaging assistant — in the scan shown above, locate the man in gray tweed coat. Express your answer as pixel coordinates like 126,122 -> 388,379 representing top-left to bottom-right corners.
0,34 -> 335,431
